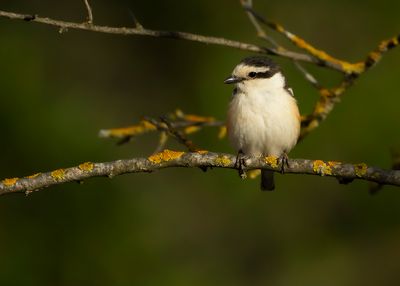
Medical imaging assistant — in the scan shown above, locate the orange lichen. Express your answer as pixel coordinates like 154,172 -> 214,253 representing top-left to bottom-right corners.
313,160 -> 332,176
313,160 -> 324,171
313,101 -> 329,116
184,126 -> 201,135
288,34 -> 364,74
218,126 -> 227,139
358,36 -> 400,71
271,20 -> 380,74
331,86 -> 347,96
100,120 -> 156,138
247,169 -> 261,179
328,161 -> 340,168
378,37 -> 399,51
196,150 -> 209,155
51,169 -> 65,180
2,178 -> 18,186
368,51 -> 381,62
274,23 -> 285,33
264,156 -> 279,168
79,162 -> 94,172
354,163 -> 368,177
340,62 -> 365,74
148,149 -> 184,164
26,173 -> 41,179
319,88 -> 333,97
183,114 -> 215,122
214,155 -> 231,166
277,46 -> 287,53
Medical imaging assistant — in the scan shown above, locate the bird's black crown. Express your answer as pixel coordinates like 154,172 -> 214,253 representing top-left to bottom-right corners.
240,56 -> 280,69
239,56 -> 282,80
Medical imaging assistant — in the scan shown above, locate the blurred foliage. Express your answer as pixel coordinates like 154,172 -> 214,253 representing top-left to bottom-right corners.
0,0 -> 400,285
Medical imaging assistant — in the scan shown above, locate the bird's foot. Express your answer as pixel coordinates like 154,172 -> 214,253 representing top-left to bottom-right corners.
235,150 -> 247,179
278,152 -> 290,174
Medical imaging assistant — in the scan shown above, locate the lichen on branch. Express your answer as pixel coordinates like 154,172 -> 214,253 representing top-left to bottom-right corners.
1,151 -> 399,196
0,2 -> 398,195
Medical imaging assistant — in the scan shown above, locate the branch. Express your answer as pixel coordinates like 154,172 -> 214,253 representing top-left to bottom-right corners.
241,4 -> 400,75
0,10 -> 359,72
238,2 -> 399,139
144,116 -> 199,152
1,6 -> 398,139
1,150 -> 399,196
1,4 -> 399,194
240,0 -> 278,47
240,0 -> 322,90
98,110 -> 224,144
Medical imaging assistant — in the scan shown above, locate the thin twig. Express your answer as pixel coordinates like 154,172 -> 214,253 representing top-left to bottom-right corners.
370,149 -> 400,194
99,110 -> 224,142
240,0 -> 279,47
300,74 -> 357,139
242,5 -> 400,75
238,2 -> 399,140
0,9 -> 358,72
2,8 -> 398,74
128,9 -> 144,30
153,132 -> 169,154
239,1 -> 323,89
293,61 -> 322,89
82,0 -> 93,24
1,4 -> 399,195
242,6 -> 359,73
144,117 -> 198,152
1,151 -> 399,196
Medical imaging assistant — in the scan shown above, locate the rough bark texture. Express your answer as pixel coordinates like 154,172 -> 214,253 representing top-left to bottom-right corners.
1,151 -> 399,196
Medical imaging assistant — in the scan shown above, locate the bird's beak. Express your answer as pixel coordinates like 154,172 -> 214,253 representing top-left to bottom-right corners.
224,76 -> 243,84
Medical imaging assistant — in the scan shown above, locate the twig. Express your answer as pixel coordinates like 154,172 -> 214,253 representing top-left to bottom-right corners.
299,74 -> 357,139
144,117 -> 199,152
99,111 -> 224,142
82,0 -> 93,24
98,120 -> 157,141
242,6 -> 360,73
370,149 -> 400,194
1,4 -> 399,194
293,61 -> 322,89
0,9 -> 364,72
239,0 -> 340,135
239,1 -> 323,90
240,0 -> 279,47
128,9 -> 144,30
153,132 -> 169,154
238,2 -> 399,140
242,5 -> 399,75
1,150 -> 399,196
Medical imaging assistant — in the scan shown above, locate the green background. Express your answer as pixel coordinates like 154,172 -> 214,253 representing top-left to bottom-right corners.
1,0 -> 400,285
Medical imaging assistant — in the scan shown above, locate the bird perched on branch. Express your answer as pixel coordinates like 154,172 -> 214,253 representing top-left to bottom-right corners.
224,56 -> 300,190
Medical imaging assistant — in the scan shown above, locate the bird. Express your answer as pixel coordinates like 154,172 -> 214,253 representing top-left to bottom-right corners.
224,56 -> 300,191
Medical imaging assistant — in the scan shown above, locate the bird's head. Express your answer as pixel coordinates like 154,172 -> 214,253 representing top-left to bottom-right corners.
224,56 -> 286,92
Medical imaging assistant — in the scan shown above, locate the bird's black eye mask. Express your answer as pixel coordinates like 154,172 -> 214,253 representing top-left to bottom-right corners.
247,66 -> 280,79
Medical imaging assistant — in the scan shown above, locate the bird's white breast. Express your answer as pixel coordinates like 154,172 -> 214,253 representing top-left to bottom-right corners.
227,81 -> 300,157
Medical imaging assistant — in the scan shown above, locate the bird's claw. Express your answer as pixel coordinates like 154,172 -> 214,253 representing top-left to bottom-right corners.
235,151 -> 247,179
278,153 -> 290,174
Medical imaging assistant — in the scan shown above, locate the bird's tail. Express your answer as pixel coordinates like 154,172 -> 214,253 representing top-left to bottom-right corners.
261,169 -> 275,191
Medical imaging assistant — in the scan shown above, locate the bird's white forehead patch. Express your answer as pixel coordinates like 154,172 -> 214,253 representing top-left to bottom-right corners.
232,63 -> 270,78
